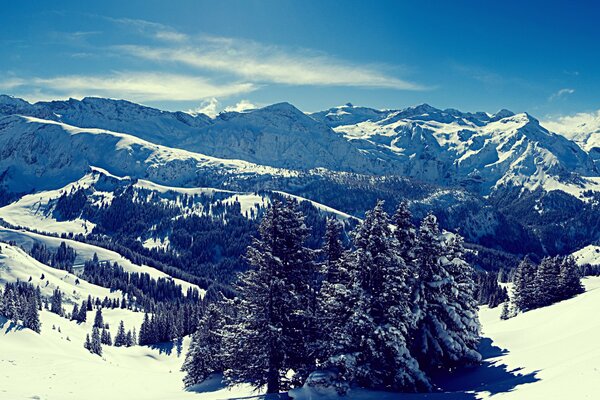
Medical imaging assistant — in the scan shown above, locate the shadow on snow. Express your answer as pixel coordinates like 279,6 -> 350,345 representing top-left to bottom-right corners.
185,337 -> 539,399
406,337 -> 540,399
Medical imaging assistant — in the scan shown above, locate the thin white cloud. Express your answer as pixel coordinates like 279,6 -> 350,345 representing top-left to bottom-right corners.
549,88 -> 575,101
543,110 -> 600,135
115,35 -> 425,90
7,72 -> 255,102
224,99 -> 257,113
0,77 -> 26,90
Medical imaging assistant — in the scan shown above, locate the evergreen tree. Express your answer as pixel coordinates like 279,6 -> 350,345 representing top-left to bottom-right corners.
500,302 -> 510,320
412,214 -> 481,373
114,320 -> 127,347
50,288 -> 63,316
90,327 -> 102,356
101,328 -> 112,345
535,257 -> 561,307
23,297 -> 41,333
93,308 -> 104,328
558,256 -> 584,300
222,199 -> 316,393
320,201 -> 429,391
182,303 -> 225,387
71,304 -> 79,321
512,258 -> 537,311
392,201 -> 418,261
84,334 -> 92,351
77,300 -> 88,323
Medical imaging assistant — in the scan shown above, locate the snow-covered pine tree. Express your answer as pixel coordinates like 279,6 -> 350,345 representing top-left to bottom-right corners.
23,296 -> 41,333
182,302 -> 226,387
101,328 -> 112,345
71,304 -> 79,321
84,334 -> 91,351
93,308 -> 104,328
77,300 -> 87,323
412,214 -> 481,373
323,201 -> 429,392
50,288 -> 62,316
392,201 -> 418,262
439,234 -> 481,363
321,217 -> 346,283
512,257 -> 537,312
535,257 -> 561,307
114,320 -> 127,347
315,218 -> 355,377
558,256 -> 584,300
90,327 -> 102,356
500,302 -> 510,320
222,199 -> 316,393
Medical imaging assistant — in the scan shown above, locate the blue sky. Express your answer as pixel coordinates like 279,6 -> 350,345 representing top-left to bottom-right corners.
1,0 -> 598,118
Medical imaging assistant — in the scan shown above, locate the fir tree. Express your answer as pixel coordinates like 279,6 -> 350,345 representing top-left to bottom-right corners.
50,288 -> 63,316
558,256 -> 584,300
101,328 -> 112,345
114,320 -> 127,347
23,297 -> 41,333
412,214 -> 481,373
222,199 -> 316,393
90,327 -> 102,356
512,257 -> 537,311
93,308 -> 104,329
182,303 -> 225,387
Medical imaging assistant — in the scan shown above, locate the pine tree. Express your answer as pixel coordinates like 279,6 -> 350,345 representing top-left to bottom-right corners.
71,304 -> 79,321
535,257 -> 561,307
182,303 -> 225,387
93,308 -> 104,328
320,201 -> 429,392
23,297 -> 41,333
222,199 -> 316,393
90,327 -> 102,356
512,257 -> 537,311
84,334 -> 92,351
50,288 -> 63,316
558,256 -> 584,300
500,302 -> 510,320
412,214 -> 481,373
114,320 -> 127,347
101,328 -> 112,345
392,201 -> 418,261
77,300 -> 88,323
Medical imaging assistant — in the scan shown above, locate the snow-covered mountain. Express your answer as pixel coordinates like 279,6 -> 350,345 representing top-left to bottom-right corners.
319,103 -> 598,196
2,95 -> 597,200
543,110 -> 600,164
2,94 -> 600,255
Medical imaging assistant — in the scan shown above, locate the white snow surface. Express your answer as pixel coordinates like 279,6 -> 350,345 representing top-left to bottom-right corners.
2,236 -> 600,399
0,228 -> 203,296
570,244 -> 600,265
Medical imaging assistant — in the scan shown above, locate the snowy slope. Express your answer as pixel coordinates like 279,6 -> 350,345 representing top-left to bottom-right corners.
570,244 -> 600,265
476,277 -> 600,399
0,243 -> 119,302
0,240 -> 255,400
543,110 -> 600,153
0,228 -> 202,295
0,114 -> 290,194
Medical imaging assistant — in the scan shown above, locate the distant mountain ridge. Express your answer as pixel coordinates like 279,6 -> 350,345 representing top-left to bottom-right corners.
2,94 -> 600,256
1,95 -> 598,198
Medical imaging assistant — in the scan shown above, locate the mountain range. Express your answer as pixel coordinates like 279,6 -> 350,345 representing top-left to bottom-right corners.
1,94 -> 599,258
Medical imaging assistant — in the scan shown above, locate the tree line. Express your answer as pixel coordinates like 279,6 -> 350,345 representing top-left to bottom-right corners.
181,199 -> 481,394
